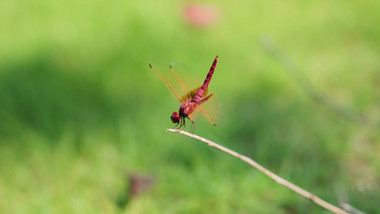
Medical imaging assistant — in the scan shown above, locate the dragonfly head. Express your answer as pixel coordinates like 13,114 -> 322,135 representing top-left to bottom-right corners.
170,112 -> 180,124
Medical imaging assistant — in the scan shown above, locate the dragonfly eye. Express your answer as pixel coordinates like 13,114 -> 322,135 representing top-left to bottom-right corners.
170,112 -> 180,123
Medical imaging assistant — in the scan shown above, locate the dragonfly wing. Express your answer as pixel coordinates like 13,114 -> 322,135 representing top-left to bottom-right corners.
195,93 -> 224,126
170,64 -> 191,101
150,63 -> 184,102
188,107 -> 202,123
170,63 -> 210,103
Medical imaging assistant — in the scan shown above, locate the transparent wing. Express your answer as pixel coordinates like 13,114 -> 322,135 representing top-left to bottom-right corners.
194,93 -> 224,126
170,64 -> 190,100
150,61 -> 208,103
169,62 -> 208,102
150,63 -> 186,103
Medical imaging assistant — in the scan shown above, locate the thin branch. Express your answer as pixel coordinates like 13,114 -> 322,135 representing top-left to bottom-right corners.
167,128 -> 349,214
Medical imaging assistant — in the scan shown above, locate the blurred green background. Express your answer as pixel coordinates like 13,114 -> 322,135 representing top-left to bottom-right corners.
1,0 -> 379,213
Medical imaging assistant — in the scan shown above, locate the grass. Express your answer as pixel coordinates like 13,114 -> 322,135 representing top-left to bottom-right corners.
0,0 -> 380,213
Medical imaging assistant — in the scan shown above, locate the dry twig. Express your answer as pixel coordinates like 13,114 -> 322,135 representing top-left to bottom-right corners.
167,128 -> 348,214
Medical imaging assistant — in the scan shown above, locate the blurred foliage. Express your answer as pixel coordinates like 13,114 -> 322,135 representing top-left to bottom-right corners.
0,0 -> 380,213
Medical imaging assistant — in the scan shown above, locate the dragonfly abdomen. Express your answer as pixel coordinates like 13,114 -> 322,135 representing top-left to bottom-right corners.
193,56 -> 218,102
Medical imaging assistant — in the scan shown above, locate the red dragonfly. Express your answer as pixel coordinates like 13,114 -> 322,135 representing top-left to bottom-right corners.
150,56 -> 221,131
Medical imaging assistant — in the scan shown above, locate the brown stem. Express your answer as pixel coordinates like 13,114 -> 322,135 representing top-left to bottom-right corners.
167,128 -> 349,214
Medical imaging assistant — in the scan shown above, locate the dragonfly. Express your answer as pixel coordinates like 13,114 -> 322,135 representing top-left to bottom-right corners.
150,56 -> 222,132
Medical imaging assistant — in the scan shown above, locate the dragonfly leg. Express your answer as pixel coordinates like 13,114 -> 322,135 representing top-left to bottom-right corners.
173,122 -> 180,129
187,117 -> 196,133
175,117 -> 185,130
190,121 -> 196,133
